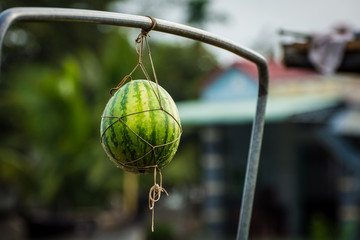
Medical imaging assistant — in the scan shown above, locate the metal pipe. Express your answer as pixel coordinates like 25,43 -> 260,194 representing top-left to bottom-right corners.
0,7 -> 268,240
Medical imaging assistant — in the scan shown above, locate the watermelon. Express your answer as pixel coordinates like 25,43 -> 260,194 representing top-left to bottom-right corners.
100,79 -> 182,174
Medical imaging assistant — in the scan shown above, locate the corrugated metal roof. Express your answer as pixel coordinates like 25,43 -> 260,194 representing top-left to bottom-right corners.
181,59 -> 360,126
177,94 -> 340,125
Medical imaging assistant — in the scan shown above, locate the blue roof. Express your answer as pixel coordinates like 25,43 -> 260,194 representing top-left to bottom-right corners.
177,95 -> 340,125
201,68 -> 257,101
178,64 -> 354,125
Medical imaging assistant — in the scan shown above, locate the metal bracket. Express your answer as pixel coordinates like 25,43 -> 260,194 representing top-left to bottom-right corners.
0,7 -> 268,240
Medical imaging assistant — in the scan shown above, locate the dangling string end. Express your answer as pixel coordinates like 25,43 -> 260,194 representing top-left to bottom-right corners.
149,166 -> 168,232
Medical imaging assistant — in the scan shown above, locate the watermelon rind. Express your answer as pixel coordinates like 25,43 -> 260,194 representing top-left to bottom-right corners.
100,80 -> 182,174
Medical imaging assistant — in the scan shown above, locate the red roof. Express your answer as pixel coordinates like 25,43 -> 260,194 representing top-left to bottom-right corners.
232,60 -> 316,82
198,59 -> 318,94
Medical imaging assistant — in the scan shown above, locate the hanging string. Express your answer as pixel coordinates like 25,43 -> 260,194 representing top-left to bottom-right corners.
109,15 -> 159,99
102,16 -> 179,232
136,16 -> 170,232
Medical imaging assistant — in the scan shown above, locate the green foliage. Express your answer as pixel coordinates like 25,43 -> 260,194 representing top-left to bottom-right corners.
1,0 -> 119,72
146,221 -> 176,240
338,221 -> 358,240
1,57 -> 123,210
187,0 -> 210,26
309,213 -> 334,240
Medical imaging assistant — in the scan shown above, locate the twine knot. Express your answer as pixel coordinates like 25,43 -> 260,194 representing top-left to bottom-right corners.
136,16 -> 157,43
149,167 -> 168,232
149,184 -> 168,209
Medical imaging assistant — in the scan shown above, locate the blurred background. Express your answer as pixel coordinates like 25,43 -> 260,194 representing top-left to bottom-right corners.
1,0 -> 360,239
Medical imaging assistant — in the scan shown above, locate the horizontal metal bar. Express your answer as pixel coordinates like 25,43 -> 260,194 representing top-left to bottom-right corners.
0,7 -> 268,240
0,7 -> 266,69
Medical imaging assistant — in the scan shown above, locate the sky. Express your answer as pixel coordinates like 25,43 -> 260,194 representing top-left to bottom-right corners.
206,0 -> 360,62
111,0 -> 360,63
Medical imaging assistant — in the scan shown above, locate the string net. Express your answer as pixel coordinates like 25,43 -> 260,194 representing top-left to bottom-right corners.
100,18 -> 182,231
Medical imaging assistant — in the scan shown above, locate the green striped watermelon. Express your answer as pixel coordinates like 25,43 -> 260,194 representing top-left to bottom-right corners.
100,79 -> 182,174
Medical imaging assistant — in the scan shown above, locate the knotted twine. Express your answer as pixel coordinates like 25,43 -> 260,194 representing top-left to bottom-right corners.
102,16 -> 181,232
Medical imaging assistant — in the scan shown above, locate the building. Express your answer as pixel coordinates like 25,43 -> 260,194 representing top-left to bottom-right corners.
176,60 -> 360,239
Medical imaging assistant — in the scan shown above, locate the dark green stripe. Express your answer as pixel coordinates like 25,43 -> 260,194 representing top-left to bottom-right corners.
156,111 -> 169,165
132,81 -> 148,167
101,80 -> 181,173
102,136 -> 117,164
108,84 -> 127,160
142,81 -> 156,166
161,86 -> 175,164
119,83 -> 130,116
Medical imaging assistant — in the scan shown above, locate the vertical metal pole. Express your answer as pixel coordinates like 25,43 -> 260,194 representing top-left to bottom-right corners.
237,67 -> 268,239
0,8 -> 269,239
